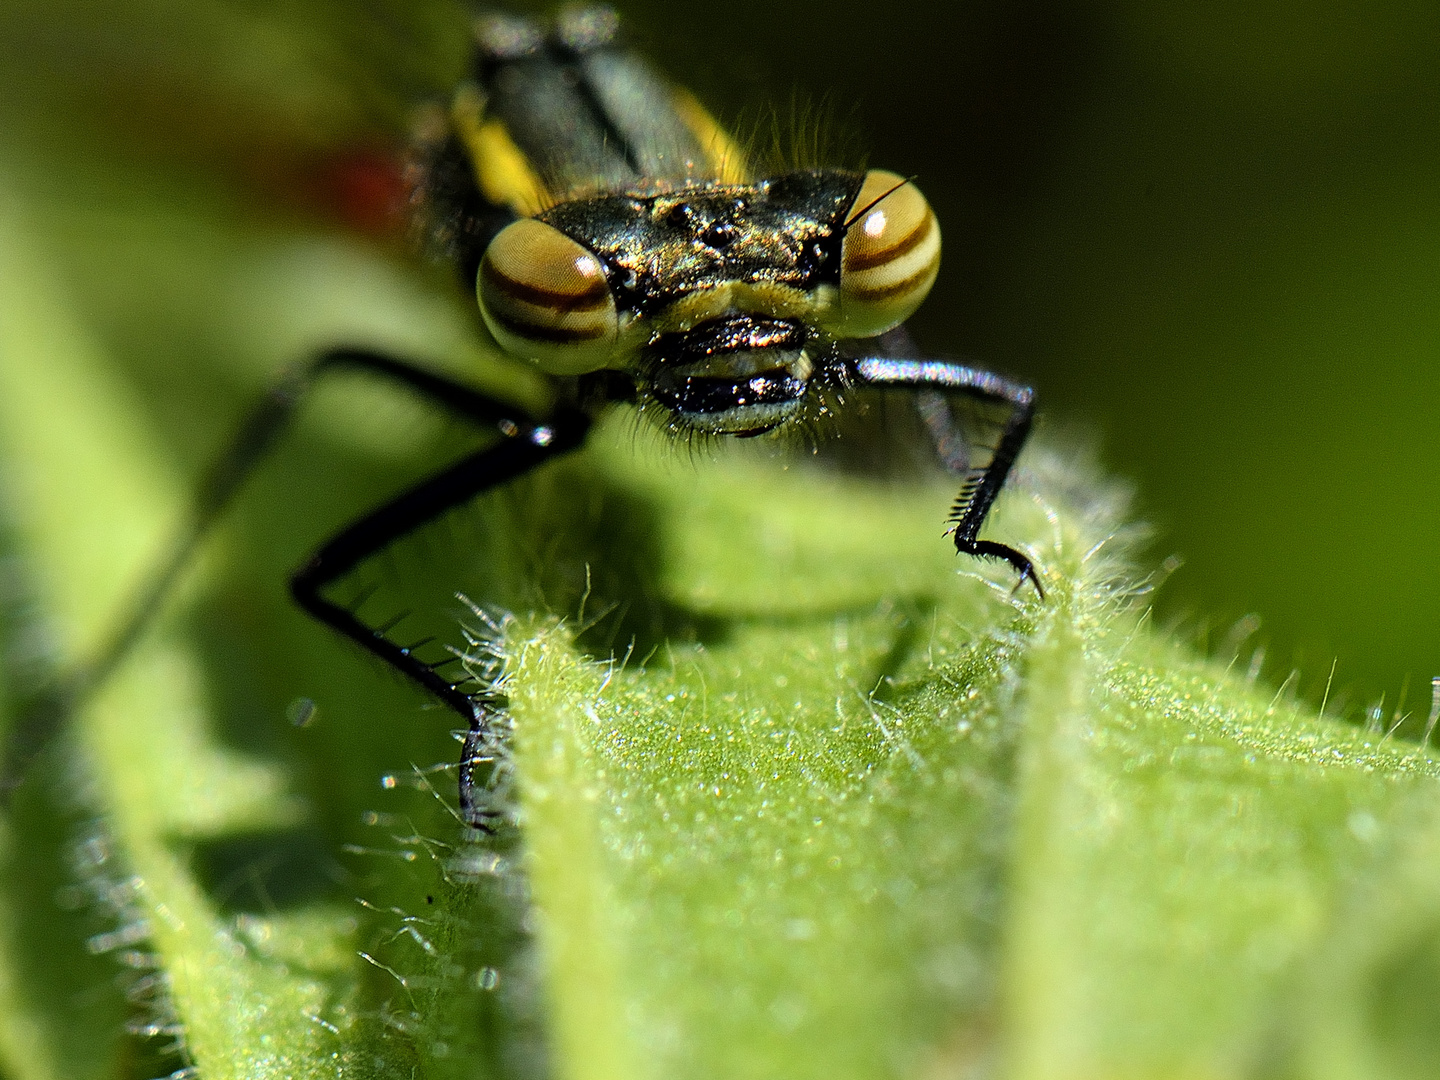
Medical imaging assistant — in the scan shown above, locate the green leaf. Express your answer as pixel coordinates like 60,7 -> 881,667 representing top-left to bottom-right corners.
494,431 -> 1440,1080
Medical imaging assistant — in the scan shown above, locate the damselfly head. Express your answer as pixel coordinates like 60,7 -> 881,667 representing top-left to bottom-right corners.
475,168 -> 941,433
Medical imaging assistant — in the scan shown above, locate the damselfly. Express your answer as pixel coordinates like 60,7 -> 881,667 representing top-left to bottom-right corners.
33,5 -> 1040,826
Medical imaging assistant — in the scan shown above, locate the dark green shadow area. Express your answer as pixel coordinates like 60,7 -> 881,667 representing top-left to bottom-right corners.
187,828 -> 346,915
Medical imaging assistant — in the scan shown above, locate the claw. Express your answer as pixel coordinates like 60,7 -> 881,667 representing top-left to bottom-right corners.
956,538 -> 1044,599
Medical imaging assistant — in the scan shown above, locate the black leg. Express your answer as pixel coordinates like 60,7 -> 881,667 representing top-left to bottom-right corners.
1,347 -> 584,825
70,348 -> 552,701
290,405 -> 589,826
849,357 -> 1042,596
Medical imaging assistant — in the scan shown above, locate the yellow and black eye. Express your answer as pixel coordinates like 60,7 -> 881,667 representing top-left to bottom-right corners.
477,218 -> 620,374
832,169 -> 941,339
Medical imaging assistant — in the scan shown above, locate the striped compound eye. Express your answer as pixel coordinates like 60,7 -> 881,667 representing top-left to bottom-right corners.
477,219 -> 620,374
834,170 -> 941,339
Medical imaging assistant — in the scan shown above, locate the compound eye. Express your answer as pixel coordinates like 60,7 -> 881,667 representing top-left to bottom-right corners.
477,218 -> 620,374
835,170 -> 941,338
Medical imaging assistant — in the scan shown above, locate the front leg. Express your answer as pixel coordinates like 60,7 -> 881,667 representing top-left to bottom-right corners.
850,358 -> 1042,596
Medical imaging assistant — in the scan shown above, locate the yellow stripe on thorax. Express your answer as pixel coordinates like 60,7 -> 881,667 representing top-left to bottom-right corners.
670,88 -> 751,184
451,83 -> 551,218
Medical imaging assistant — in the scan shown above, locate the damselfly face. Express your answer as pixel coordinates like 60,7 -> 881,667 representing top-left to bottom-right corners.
477,169 -> 941,435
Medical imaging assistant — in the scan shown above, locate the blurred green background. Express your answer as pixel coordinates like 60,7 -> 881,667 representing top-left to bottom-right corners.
2,0 -> 1438,715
